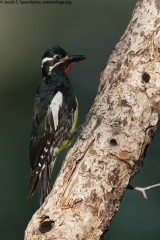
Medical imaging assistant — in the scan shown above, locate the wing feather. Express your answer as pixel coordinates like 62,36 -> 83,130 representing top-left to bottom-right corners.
28,86 -> 77,198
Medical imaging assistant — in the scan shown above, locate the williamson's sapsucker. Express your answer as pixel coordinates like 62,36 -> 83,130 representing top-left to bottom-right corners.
27,45 -> 86,205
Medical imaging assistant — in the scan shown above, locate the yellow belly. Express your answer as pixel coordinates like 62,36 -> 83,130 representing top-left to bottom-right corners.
59,97 -> 78,150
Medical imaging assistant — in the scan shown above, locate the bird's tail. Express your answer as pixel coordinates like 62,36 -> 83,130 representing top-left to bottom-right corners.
27,171 -> 39,199
40,156 -> 57,205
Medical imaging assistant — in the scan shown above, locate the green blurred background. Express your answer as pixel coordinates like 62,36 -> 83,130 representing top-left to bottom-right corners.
1,0 -> 160,239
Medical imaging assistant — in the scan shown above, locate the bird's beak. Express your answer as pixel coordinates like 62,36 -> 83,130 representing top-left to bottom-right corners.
67,54 -> 87,63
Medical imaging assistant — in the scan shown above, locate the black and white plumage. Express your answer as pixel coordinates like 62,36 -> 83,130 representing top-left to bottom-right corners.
28,45 -> 86,205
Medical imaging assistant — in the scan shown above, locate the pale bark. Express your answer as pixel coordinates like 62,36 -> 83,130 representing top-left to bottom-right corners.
25,0 -> 160,239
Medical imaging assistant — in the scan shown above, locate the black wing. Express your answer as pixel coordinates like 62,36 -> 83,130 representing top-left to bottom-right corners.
28,88 -> 57,197
28,84 -> 77,198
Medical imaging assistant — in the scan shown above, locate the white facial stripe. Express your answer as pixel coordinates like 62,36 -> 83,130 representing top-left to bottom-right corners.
42,57 -> 53,64
49,55 -> 69,74
49,61 -> 62,74
50,91 -> 63,130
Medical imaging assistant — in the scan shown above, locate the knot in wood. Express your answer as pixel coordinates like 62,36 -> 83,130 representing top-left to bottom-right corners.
117,150 -> 130,160
39,220 -> 54,234
142,72 -> 150,83
110,139 -> 118,146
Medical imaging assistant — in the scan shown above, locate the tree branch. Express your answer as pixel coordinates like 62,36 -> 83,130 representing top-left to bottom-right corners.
129,183 -> 160,199
25,0 -> 160,239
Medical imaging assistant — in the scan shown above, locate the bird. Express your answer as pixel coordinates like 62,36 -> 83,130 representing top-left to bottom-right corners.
27,45 -> 86,205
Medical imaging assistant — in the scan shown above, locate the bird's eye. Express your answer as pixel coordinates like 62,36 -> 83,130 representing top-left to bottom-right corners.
55,55 -> 61,61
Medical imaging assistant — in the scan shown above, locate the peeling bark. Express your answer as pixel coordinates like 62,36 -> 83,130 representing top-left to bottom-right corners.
25,0 -> 160,239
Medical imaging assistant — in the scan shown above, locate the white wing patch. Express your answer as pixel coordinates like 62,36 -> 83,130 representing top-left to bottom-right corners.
50,91 -> 63,130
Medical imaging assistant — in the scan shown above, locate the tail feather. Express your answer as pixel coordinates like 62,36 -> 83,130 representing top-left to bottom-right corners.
27,171 -> 39,198
39,165 -> 50,205
39,157 -> 57,205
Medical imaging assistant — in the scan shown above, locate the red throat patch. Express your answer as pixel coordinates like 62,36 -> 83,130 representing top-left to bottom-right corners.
64,64 -> 73,75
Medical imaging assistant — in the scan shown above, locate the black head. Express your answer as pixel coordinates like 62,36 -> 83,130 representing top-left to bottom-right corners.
41,45 -> 86,79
